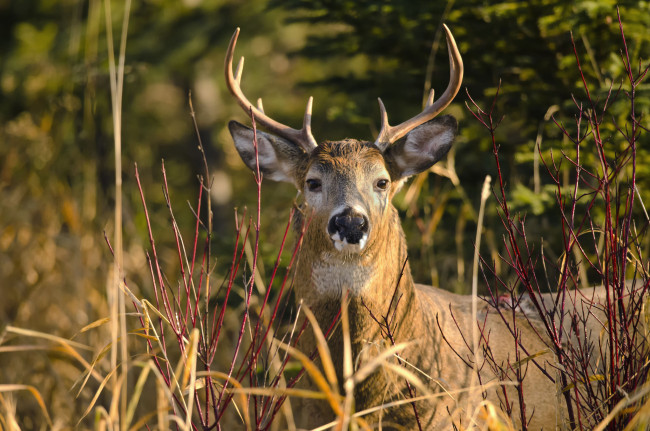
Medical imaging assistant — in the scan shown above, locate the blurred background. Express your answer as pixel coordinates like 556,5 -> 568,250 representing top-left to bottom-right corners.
1,0 -> 649,427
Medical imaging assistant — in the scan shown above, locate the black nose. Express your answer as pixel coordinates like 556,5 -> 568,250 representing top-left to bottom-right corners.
328,208 -> 369,244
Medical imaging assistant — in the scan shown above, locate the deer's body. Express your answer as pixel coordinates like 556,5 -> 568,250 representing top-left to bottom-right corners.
285,142 -> 561,430
293,280 -> 560,429
222,26 -> 599,430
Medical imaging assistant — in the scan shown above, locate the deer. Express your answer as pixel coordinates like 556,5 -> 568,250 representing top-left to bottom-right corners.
223,26 -> 600,430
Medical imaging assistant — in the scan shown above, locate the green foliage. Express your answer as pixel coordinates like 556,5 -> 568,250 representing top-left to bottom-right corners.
272,0 -> 650,286
510,183 -> 554,215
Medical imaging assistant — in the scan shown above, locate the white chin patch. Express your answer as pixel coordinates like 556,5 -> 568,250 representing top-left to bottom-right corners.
331,232 -> 368,253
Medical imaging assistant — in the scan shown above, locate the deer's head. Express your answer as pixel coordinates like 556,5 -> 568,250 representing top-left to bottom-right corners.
226,27 -> 463,256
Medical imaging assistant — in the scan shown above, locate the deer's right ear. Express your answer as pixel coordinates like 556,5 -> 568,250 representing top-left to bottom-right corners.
229,121 -> 308,185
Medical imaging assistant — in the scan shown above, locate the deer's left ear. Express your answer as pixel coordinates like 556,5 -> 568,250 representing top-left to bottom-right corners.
384,115 -> 457,179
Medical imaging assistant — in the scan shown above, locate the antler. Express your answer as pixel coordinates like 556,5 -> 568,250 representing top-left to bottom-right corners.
225,28 -> 318,152
374,24 -> 464,151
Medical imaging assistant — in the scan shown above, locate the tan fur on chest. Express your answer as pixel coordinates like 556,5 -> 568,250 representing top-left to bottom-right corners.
310,253 -> 378,297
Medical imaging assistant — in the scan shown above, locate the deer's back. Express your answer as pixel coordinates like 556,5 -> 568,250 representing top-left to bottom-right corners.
414,283 -> 565,429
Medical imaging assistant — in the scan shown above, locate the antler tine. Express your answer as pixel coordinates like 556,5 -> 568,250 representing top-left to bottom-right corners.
374,24 -> 463,150
225,28 -> 317,151
234,57 -> 244,86
374,98 -> 390,151
303,96 -> 314,143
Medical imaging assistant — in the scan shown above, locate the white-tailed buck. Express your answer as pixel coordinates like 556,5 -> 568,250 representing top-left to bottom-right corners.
224,26 -> 594,430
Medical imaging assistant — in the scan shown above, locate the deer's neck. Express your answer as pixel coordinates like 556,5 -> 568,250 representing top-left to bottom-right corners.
293,206 -> 425,343
291,206 -> 443,427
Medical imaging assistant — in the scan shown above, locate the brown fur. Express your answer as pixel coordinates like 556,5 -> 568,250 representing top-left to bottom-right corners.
228,120 -> 616,430
290,143 -> 558,430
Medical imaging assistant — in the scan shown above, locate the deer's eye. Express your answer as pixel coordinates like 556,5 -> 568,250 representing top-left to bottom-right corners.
375,179 -> 390,190
306,179 -> 322,192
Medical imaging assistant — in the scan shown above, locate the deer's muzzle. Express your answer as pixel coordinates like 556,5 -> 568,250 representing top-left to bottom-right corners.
327,207 -> 369,252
